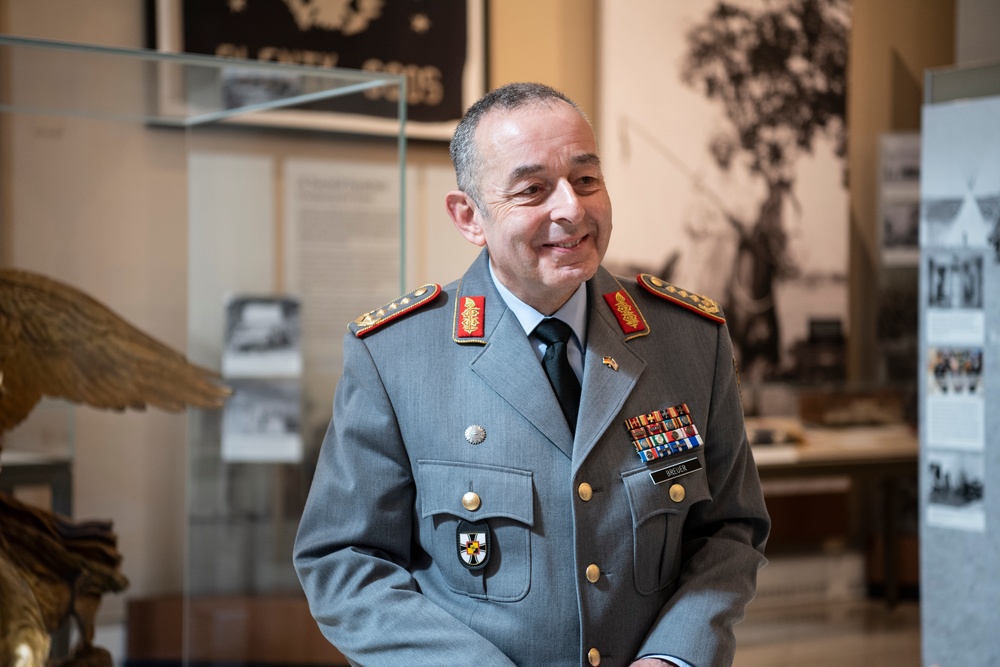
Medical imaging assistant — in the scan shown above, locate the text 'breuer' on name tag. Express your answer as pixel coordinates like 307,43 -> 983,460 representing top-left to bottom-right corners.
649,456 -> 702,485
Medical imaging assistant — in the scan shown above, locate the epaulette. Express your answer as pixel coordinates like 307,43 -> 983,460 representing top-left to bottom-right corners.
636,274 -> 725,324
349,283 -> 442,338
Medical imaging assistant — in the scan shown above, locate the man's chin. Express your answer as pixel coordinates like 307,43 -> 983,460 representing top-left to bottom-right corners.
565,256 -> 600,278
546,262 -> 599,289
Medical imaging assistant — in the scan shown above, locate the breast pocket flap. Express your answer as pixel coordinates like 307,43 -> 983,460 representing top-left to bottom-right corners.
418,459 -> 534,526
622,457 -> 712,525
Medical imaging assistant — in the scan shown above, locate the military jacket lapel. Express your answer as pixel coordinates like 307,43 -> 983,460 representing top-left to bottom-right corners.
573,270 -> 648,464
457,251 -> 575,457
472,310 -> 575,456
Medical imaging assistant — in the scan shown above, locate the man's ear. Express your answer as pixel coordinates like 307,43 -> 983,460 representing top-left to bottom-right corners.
446,190 -> 487,247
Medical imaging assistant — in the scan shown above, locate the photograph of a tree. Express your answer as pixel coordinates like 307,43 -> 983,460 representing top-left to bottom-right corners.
681,0 -> 849,382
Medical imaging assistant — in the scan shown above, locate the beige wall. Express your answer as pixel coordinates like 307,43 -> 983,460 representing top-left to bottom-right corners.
489,0 -> 597,119
846,0 -> 955,382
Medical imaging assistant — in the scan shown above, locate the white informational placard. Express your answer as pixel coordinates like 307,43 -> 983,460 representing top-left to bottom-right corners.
919,101 -> 995,530
282,158 -> 402,439
926,310 -> 986,345
925,394 -> 985,451
282,158 -> 401,365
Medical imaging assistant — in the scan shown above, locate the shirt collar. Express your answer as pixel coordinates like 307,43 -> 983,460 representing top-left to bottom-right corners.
488,259 -> 588,349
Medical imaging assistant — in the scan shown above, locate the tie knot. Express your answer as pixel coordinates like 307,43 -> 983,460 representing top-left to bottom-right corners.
534,318 -> 573,346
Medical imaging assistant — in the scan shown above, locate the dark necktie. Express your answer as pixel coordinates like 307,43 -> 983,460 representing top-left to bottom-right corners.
533,318 -> 582,434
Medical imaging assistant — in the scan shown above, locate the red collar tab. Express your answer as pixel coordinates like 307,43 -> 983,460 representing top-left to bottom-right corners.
454,295 -> 486,342
603,289 -> 649,338
349,283 -> 441,338
636,274 -> 725,324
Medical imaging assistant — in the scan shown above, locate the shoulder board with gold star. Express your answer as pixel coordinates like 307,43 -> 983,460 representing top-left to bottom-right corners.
349,284 -> 442,338
635,274 -> 725,324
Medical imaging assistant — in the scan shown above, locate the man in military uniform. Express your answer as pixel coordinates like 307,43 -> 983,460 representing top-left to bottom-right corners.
294,82 -> 769,667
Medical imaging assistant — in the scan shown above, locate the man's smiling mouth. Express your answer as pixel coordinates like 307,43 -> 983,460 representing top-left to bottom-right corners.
547,237 -> 585,249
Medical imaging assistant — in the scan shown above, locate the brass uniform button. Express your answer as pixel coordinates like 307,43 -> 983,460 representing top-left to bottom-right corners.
462,492 -> 481,511
669,483 -> 685,503
578,482 -> 593,502
588,647 -> 601,666
585,564 -> 601,583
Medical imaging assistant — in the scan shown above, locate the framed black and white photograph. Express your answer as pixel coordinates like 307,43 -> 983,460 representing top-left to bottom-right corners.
599,0 -> 851,391
150,0 -> 487,139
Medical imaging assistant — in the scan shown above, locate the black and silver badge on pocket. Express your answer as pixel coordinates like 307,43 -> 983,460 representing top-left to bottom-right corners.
457,520 -> 491,570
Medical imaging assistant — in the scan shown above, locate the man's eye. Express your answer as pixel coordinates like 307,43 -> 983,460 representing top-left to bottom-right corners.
521,185 -> 542,195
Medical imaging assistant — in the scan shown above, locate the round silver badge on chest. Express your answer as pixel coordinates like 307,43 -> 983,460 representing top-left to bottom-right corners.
464,425 -> 487,445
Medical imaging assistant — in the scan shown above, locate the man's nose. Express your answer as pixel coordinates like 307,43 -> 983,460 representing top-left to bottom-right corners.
550,179 -> 585,223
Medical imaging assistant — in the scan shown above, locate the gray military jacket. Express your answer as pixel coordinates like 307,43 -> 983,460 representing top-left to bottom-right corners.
294,249 -> 769,667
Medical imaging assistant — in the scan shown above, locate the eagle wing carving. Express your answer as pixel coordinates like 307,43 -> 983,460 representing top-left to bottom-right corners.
0,268 -> 230,433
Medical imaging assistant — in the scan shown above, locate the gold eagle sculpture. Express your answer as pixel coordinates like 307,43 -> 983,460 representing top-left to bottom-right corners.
0,268 -> 231,667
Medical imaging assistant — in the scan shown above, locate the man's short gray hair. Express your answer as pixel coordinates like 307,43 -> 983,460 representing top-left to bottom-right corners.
449,82 -> 589,208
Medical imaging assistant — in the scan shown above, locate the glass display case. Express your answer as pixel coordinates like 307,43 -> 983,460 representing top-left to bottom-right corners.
1,35 -> 405,664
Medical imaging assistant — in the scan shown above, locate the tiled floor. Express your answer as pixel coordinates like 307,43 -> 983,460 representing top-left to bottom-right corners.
734,599 -> 922,666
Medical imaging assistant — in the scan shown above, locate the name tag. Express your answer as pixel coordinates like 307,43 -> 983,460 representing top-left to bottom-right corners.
649,457 -> 702,485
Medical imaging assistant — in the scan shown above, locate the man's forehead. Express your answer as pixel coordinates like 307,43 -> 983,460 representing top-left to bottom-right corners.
477,101 -> 599,174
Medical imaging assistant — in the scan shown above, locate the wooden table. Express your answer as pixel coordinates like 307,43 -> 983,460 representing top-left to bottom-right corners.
752,423 -> 919,606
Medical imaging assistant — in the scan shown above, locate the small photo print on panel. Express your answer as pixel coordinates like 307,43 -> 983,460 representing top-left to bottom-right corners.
880,132 -> 921,185
883,200 -> 920,249
926,252 -> 983,309
223,296 -> 302,378
222,378 -> 303,463
926,450 -> 985,532
927,347 -> 983,396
